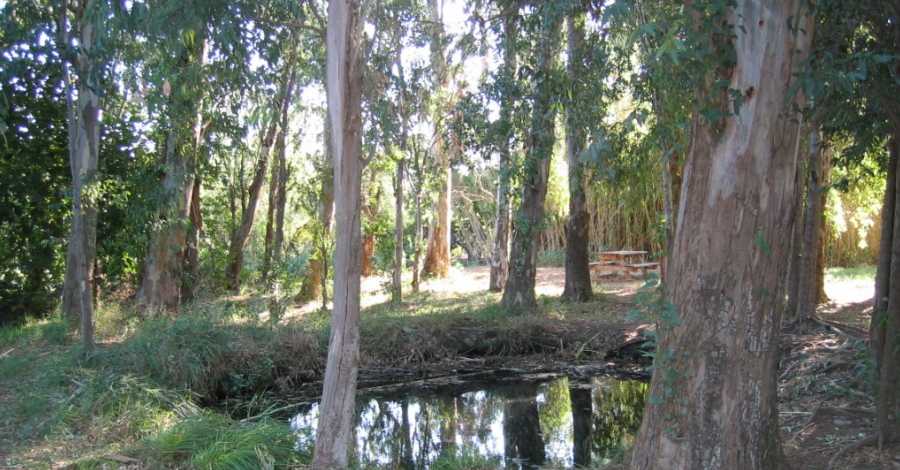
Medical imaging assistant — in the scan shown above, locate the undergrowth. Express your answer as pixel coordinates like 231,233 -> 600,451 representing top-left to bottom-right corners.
0,287 -> 625,468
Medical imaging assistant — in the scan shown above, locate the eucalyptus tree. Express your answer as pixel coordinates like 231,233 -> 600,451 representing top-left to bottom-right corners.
501,3 -> 564,311
311,0 -> 364,466
562,6 -> 591,302
628,1 -> 814,468
225,56 -> 298,292
489,0 -> 521,292
420,0 -> 454,278
56,0 -> 110,350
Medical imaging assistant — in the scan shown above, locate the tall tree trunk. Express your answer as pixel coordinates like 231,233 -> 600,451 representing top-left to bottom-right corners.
502,387 -> 546,467
629,2 -> 812,469
299,112 -> 335,304
562,11 -> 593,303
421,0 -> 451,279
311,0 -> 364,466
872,134 -> 900,448
793,127 -> 827,323
138,39 -> 206,313
815,148 -> 831,304
181,177 -> 202,301
393,159 -> 404,303
261,148 -> 279,285
412,151 -> 423,293
501,7 -> 563,312
570,386 -> 593,467
225,67 -> 295,292
60,0 -> 99,351
489,6 -> 517,292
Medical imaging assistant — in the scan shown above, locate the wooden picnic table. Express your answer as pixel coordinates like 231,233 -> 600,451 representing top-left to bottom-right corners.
599,250 -> 648,266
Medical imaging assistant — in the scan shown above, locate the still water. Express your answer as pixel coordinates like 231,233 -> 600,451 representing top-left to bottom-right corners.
291,375 -> 648,469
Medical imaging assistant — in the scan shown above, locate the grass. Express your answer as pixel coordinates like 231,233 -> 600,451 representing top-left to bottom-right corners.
0,283 -> 628,468
825,265 -> 876,282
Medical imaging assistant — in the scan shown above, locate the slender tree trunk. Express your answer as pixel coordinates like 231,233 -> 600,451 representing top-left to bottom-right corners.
182,177 -> 202,301
299,112 -> 335,304
60,0 -> 99,351
393,159 -> 404,303
815,149 -> 831,304
412,156 -> 423,293
311,0 -> 364,466
225,67 -> 295,292
261,147 -> 279,285
794,127 -> 827,323
562,12 -> 593,303
872,135 -> 900,448
421,0 -> 451,279
501,7 -> 563,312
489,7 -> 517,292
630,2 -> 812,468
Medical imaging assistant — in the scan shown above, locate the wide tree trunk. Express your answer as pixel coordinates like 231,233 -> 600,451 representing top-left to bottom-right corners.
872,135 -> 900,448
489,6 -> 517,293
392,159 -> 404,303
570,386 -> 593,467
421,0 -> 451,279
629,2 -> 812,469
502,387 -> 546,467
60,0 -> 99,351
138,40 -> 206,313
562,12 -> 593,303
225,67 -> 295,292
311,0 -> 364,466
501,7 -> 563,312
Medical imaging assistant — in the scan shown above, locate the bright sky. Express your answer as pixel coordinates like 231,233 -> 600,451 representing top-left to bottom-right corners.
292,0 -> 497,160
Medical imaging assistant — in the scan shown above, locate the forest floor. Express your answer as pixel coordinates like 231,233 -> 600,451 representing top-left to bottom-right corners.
0,265 -> 892,469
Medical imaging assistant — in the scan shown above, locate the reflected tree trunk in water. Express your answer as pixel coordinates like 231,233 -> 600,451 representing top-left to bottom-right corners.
570,387 -> 592,467
400,399 -> 414,469
503,387 -> 545,468
439,397 -> 458,458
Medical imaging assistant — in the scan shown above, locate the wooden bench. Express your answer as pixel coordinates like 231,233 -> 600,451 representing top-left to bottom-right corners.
624,262 -> 660,277
588,261 -> 616,270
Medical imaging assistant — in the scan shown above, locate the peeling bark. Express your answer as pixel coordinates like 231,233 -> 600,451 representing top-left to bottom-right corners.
60,0 -> 100,351
421,0 -> 452,279
311,0 -> 364,466
489,6 -> 517,293
629,2 -> 812,468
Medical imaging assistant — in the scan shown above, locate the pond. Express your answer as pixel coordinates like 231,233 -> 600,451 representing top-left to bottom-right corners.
291,374 -> 648,469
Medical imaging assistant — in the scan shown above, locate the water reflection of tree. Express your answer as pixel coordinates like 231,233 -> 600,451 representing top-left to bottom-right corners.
591,380 -> 648,463
570,386 -> 593,467
503,384 -> 546,468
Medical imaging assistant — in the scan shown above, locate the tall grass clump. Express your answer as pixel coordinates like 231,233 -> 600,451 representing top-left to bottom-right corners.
142,412 -> 305,469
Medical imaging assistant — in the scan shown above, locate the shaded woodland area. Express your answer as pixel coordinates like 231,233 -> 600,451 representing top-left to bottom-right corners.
1,0 -> 899,469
